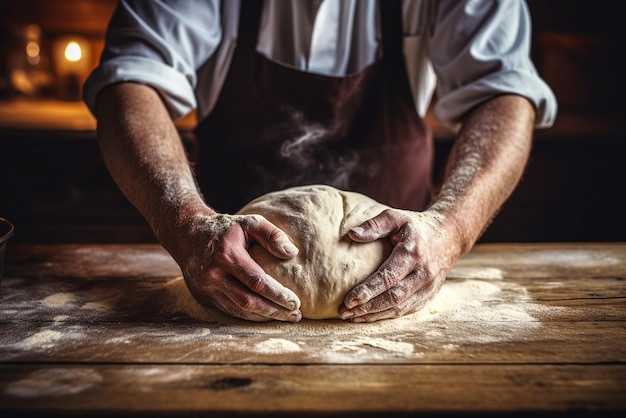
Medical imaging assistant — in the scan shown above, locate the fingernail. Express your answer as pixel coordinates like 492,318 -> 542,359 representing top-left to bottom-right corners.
341,311 -> 354,319
350,226 -> 365,236
283,243 -> 299,256
345,298 -> 360,309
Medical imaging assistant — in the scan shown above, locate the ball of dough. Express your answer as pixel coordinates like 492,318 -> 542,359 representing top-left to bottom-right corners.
236,185 -> 392,319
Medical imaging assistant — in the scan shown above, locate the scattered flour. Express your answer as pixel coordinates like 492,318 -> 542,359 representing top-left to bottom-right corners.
123,366 -> 197,383
447,266 -> 503,280
41,292 -> 74,308
4,266 -> 561,364
81,296 -> 119,311
518,250 -> 620,267
254,338 -> 302,354
334,337 -> 414,355
156,272 -> 555,364
161,275 -> 545,331
19,330 -> 62,348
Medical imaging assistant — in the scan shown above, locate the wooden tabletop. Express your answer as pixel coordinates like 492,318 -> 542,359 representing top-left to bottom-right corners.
1,242 -> 625,417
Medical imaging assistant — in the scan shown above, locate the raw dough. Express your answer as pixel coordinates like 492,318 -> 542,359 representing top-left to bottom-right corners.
236,185 -> 392,319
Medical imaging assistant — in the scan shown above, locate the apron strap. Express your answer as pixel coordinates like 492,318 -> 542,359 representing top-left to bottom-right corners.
379,0 -> 404,74
230,0 -> 263,77
379,0 -> 416,102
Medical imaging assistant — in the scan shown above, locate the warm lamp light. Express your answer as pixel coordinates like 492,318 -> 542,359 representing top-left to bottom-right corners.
53,36 -> 91,100
54,36 -> 90,76
64,41 -> 82,62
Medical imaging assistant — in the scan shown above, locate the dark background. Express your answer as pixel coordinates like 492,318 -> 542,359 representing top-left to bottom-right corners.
1,0 -> 624,244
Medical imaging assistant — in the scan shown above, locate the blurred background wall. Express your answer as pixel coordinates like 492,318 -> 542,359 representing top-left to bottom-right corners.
0,0 -> 624,243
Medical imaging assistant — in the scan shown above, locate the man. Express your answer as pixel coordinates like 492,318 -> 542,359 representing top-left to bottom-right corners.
84,0 -> 557,323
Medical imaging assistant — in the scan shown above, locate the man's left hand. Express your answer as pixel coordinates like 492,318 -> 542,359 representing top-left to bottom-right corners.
339,208 -> 461,323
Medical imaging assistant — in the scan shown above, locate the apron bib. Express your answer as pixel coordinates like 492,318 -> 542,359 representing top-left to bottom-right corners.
195,0 -> 433,213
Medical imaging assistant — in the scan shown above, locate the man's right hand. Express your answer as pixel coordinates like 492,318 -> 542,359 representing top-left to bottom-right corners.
177,212 -> 302,322
95,83 -> 301,323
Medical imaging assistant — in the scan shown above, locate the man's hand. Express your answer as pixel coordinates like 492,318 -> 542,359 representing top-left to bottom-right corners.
95,83 -> 302,323
180,213 -> 303,322
338,95 -> 536,323
339,208 -> 461,323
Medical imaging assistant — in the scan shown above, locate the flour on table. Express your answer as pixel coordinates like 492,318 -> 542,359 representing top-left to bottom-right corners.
254,338 -> 302,354
41,292 -> 74,308
334,337 -> 414,355
19,330 -> 62,348
447,266 -> 503,280
161,275 -> 542,326
160,271 -> 552,347
81,295 -> 119,311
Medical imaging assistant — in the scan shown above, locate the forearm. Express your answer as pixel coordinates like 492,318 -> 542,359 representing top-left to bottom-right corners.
95,82 -> 213,255
429,94 -> 535,256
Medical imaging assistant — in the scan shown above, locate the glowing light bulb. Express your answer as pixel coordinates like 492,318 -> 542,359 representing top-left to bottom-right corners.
64,41 -> 82,62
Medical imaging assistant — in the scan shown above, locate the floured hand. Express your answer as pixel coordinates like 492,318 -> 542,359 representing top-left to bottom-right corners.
339,208 -> 462,323
180,213 -> 302,322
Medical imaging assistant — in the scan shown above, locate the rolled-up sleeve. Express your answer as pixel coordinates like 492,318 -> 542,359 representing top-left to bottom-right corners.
83,0 -> 221,120
429,0 -> 557,129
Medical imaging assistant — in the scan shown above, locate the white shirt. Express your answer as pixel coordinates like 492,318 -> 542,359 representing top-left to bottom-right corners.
83,0 -> 557,130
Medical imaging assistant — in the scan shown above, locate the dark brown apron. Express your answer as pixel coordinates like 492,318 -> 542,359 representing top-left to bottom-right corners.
194,0 -> 433,214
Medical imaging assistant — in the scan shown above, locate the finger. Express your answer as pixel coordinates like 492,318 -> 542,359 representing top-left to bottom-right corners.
348,209 -> 407,243
340,268 -> 429,320
209,289 -> 274,322
211,287 -> 301,322
345,281 -> 440,324
185,273 -> 278,322
227,246 -> 302,312
343,240 -> 419,309
213,272 -> 302,322
346,294 -> 426,323
242,215 -> 299,259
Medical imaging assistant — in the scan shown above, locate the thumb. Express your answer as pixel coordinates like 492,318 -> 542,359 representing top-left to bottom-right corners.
244,215 -> 299,260
348,210 -> 395,243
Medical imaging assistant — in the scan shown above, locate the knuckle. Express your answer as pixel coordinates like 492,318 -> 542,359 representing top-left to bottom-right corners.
247,274 -> 267,294
364,209 -> 392,230
212,246 -> 232,265
381,208 -> 395,218
396,223 -> 416,241
387,287 -> 406,306
389,306 -> 404,318
360,218 -> 380,232
237,295 -> 257,312
267,227 -> 285,244
384,208 -> 409,223
241,214 -> 262,229
378,267 -> 399,290
415,264 -> 433,282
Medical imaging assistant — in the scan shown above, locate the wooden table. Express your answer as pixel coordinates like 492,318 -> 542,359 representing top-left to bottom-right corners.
1,243 -> 625,417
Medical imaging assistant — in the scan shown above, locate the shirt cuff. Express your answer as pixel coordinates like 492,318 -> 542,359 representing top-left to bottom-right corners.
83,56 -> 197,120
434,70 -> 558,131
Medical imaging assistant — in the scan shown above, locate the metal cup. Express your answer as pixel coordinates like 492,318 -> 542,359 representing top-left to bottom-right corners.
0,217 -> 15,282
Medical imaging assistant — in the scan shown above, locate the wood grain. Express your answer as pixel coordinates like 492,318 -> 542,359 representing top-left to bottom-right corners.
1,243 -> 625,416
